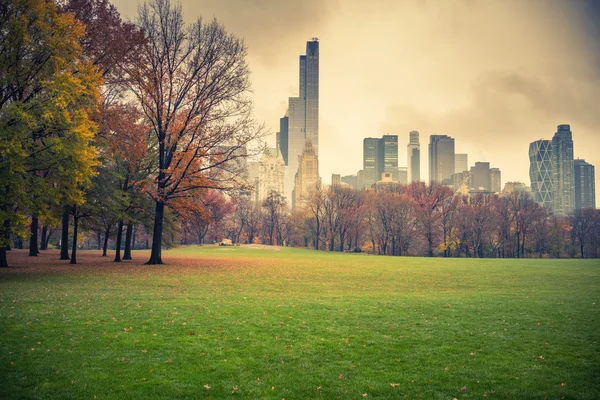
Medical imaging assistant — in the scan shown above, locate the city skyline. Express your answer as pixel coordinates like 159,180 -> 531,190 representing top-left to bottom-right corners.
110,0 -> 600,205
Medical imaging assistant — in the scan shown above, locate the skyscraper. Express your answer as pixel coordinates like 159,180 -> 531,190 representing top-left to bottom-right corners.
382,134 -> 399,180
490,168 -> 502,193
407,131 -> 420,183
552,125 -> 575,216
277,115 -> 289,165
284,39 -> 319,202
529,139 -> 554,209
471,162 -> 491,191
363,137 -> 384,188
429,135 -> 455,184
455,153 -> 468,174
574,159 -> 595,210
293,140 -> 320,208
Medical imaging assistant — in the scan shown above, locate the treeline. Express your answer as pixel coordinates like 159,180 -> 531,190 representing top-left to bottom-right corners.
1,0 -> 263,267
192,183 -> 599,259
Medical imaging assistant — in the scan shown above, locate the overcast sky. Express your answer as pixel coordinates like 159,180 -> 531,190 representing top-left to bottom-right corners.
111,0 -> 600,203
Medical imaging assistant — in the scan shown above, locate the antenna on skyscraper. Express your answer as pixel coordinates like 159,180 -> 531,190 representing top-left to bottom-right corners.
311,37 -> 319,41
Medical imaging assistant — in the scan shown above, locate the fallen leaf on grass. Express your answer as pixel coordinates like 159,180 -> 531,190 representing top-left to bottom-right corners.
203,384 -> 210,389
390,383 -> 399,387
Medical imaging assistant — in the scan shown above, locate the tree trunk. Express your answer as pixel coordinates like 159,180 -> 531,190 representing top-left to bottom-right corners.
70,216 -> 78,264
40,225 -> 48,250
132,225 -> 137,250
114,219 -> 123,262
427,230 -> 433,257
123,222 -> 133,260
60,210 -> 70,260
1,219 -> 10,268
146,201 -> 164,265
29,215 -> 39,256
44,230 -> 53,249
102,229 -> 109,257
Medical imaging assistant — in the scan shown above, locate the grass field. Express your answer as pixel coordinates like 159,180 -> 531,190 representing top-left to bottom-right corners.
1,246 -> 599,399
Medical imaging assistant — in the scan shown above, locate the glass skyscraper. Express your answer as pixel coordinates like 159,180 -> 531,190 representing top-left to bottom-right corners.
574,159 -> 595,210
552,125 -> 575,216
429,135 -> 455,184
529,139 -> 554,209
284,40 -> 319,202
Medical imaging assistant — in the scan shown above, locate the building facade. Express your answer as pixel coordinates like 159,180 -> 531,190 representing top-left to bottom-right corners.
455,153 -> 468,174
293,140 -> 320,208
382,134 -> 399,180
363,137 -> 384,189
471,162 -> 491,191
529,139 -> 554,209
574,159 -> 595,210
490,168 -> 502,193
552,124 -> 575,216
407,131 -> 420,183
284,40 -> 320,202
257,148 -> 286,202
429,135 -> 455,184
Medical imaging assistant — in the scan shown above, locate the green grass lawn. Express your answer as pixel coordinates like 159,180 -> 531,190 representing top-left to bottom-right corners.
1,246 -> 599,399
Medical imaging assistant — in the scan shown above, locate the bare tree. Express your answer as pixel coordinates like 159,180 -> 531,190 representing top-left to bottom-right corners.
127,0 -> 264,264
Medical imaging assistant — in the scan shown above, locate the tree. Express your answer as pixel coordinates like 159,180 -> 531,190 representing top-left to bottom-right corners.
262,191 -> 287,246
126,0 -> 264,264
405,182 -> 452,257
571,208 -> 597,258
0,0 -> 100,268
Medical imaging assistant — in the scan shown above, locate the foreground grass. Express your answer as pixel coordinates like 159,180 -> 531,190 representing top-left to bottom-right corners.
1,246 -> 599,399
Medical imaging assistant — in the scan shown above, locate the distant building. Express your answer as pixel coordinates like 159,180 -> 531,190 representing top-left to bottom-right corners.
552,124 -> 575,216
285,39 -> 319,202
331,173 -> 341,186
276,115 -> 289,165
574,159 -> 595,210
397,167 -> 408,185
471,162 -> 491,191
376,172 -> 402,192
490,168 -> 501,193
407,131 -> 420,183
453,171 -> 471,193
363,137 -> 384,188
529,139 -> 554,209
246,161 -> 260,203
429,135 -> 455,184
383,134 -> 399,180
257,147 -> 285,202
341,174 -> 358,190
357,169 -> 365,190
502,181 -> 531,196
455,153 -> 468,174
293,140 -> 320,208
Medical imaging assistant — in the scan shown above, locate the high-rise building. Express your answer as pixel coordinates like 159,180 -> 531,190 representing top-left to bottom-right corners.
285,39 -> 319,202
529,139 -> 554,209
574,159 -> 595,210
429,135 -> 455,184
470,162 -> 491,191
341,174 -> 358,189
490,168 -> 502,193
382,134 -> 399,180
277,115 -> 289,165
363,137 -> 384,188
455,154 -> 468,174
257,148 -> 286,202
293,140 -> 320,208
331,173 -> 341,186
397,167 -> 408,185
552,124 -> 575,216
407,131 -> 420,183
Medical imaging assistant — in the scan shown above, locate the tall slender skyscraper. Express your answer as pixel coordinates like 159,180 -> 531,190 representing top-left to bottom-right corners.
429,135 -> 455,184
407,131 -> 420,183
574,159 -> 595,210
552,124 -> 575,216
285,39 -> 319,202
529,139 -> 554,209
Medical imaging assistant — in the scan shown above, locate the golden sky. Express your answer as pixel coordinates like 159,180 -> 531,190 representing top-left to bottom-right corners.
112,0 -> 600,203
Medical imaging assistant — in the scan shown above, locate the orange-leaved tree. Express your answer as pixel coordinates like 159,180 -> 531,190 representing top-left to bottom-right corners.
126,0 -> 264,264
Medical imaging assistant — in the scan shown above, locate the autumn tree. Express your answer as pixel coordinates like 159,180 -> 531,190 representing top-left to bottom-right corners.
126,0 -> 264,264
0,0 -> 100,268
262,191 -> 287,246
405,181 -> 453,257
